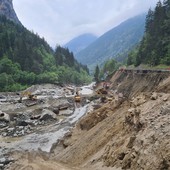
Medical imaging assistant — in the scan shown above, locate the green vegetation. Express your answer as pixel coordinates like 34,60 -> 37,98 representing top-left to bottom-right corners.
94,58 -> 120,82
0,15 -> 91,91
127,0 -> 170,67
76,14 -> 145,69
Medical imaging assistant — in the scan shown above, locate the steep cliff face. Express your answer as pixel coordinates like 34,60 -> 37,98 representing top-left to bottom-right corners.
0,0 -> 21,24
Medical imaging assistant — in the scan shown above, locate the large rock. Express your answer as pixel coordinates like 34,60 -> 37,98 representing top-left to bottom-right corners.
0,0 -> 21,25
0,111 -> 10,122
40,109 -> 57,121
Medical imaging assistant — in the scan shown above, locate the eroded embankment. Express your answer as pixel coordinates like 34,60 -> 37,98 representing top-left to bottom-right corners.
52,70 -> 170,170
110,70 -> 170,98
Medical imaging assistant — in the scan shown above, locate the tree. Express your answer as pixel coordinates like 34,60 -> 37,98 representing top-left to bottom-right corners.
94,65 -> 100,83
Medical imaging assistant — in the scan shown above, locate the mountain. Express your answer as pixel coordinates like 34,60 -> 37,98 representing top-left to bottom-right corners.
0,0 -> 21,25
75,14 -> 146,68
64,33 -> 97,54
0,1 -> 90,91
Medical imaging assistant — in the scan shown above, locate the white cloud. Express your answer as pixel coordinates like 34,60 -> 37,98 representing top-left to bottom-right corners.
13,0 -> 158,48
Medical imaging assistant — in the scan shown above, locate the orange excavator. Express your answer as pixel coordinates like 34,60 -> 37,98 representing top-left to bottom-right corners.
19,91 -> 37,102
74,90 -> 81,102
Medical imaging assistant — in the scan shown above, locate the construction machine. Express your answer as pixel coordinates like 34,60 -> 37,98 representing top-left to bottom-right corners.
19,91 -> 37,102
74,90 -> 81,102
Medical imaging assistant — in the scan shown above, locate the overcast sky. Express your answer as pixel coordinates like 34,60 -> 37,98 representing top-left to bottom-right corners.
13,0 -> 158,48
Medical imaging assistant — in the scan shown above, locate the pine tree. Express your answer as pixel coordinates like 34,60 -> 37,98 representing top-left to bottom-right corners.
94,65 -> 100,83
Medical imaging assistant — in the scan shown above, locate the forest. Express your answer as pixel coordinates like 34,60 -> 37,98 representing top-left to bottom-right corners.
0,15 -> 91,91
127,0 -> 170,67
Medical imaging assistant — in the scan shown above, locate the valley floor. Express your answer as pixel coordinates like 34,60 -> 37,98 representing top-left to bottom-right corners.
1,71 -> 170,170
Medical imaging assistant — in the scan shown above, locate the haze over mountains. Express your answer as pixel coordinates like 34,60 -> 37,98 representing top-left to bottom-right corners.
64,33 -> 97,54
0,0 -> 146,72
71,14 -> 146,69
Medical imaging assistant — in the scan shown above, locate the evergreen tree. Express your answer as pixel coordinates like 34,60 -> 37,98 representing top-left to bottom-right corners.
0,16 -> 91,91
133,0 -> 170,66
94,65 -> 100,83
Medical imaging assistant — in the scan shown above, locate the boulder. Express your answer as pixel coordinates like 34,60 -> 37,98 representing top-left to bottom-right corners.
150,92 -> 158,100
0,111 -> 10,122
40,109 -> 57,121
16,120 -> 29,126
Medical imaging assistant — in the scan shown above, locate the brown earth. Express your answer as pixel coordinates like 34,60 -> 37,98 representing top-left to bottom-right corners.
8,71 -> 170,170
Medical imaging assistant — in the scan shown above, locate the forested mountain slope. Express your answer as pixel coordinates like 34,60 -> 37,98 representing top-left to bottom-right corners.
127,0 -> 170,66
0,15 -> 90,91
75,14 -> 146,68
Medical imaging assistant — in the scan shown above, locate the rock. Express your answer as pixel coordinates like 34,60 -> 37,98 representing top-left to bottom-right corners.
13,134 -> 18,137
160,104 -> 170,115
0,164 -> 4,168
0,157 -> 14,165
2,132 -> 7,137
0,111 -> 10,122
122,154 -> 131,169
163,97 -> 168,101
30,115 -> 41,120
16,120 -> 29,126
150,92 -> 158,100
128,108 -> 135,113
0,122 -> 8,128
40,109 -> 57,121
7,128 -> 14,132
130,95 -> 146,106
117,152 -> 126,160
126,136 -> 136,148
52,108 -> 59,114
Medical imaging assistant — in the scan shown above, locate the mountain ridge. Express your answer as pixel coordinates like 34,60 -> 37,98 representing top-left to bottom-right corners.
75,13 -> 146,68
0,0 -> 21,25
64,33 -> 97,54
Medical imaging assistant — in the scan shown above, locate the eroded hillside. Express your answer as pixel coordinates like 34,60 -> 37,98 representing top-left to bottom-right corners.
52,70 -> 170,170
6,70 -> 170,170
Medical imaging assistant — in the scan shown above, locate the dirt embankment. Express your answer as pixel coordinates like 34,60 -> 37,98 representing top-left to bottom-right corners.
51,71 -> 170,170
7,71 -> 170,170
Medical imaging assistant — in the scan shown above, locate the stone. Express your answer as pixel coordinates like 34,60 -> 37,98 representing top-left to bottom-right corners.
0,111 -> 10,122
40,109 -> 57,121
126,136 -> 136,148
0,164 -> 4,167
16,120 -> 29,126
150,92 -> 158,100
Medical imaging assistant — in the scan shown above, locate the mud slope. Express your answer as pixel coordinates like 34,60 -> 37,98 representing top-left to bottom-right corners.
53,71 -> 170,170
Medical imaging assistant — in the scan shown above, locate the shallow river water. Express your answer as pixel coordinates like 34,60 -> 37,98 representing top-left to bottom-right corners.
0,83 -> 94,155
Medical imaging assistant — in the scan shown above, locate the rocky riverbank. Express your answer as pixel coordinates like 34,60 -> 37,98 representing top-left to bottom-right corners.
1,71 -> 170,170
0,83 -> 95,170
51,71 -> 170,170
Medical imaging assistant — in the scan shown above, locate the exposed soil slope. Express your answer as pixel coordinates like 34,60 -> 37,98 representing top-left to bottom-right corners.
7,71 -> 170,170
52,70 -> 170,170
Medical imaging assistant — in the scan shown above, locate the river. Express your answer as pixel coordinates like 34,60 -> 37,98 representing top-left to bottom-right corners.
0,83 -> 95,155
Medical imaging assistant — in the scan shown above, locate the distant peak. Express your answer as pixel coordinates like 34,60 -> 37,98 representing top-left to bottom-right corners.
0,0 -> 21,25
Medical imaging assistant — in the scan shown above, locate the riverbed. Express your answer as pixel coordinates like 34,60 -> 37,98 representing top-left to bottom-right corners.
0,83 -> 95,160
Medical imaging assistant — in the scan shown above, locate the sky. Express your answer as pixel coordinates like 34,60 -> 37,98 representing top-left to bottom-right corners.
13,0 -> 158,48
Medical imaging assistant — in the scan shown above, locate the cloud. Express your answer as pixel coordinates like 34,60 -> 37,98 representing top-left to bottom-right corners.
13,0 -> 158,48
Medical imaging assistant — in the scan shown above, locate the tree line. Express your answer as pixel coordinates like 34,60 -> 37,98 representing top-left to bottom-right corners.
127,0 -> 170,67
0,15 -> 91,91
